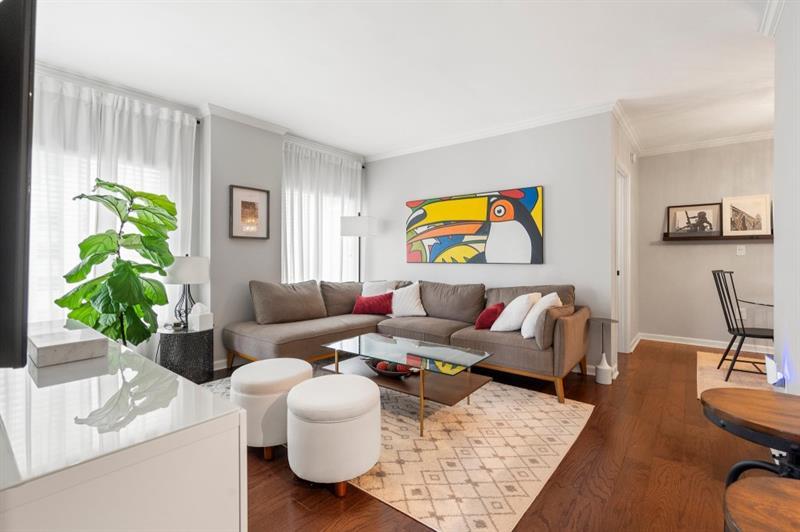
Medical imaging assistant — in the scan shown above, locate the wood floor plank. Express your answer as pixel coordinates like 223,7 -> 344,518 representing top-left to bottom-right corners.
241,340 -> 773,531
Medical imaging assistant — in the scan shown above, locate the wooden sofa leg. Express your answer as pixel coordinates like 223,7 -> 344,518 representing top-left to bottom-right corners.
554,378 -> 565,404
333,481 -> 347,497
263,446 -> 274,461
227,351 -> 235,369
579,356 -> 588,375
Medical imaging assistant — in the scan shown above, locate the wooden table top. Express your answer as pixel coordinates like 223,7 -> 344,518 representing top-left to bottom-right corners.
700,388 -> 800,448
725,477 -> 800,531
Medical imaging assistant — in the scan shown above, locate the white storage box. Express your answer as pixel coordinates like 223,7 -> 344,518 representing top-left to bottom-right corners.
27,321 -> 109,367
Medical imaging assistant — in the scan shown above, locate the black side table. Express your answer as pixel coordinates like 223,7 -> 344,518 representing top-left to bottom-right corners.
157,327 -> 214,384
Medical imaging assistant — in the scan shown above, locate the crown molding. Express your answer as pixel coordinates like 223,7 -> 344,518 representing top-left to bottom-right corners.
611,101 -> 642,155
639,130 -> 774,157
365,101 -> 616,162
759,0 -> 785,37
36,61 -> 202,118
284,134 -> 364,163
204,103 -> 289,135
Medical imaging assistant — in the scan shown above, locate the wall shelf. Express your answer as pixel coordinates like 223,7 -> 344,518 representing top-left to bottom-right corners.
661,233 -> 774,242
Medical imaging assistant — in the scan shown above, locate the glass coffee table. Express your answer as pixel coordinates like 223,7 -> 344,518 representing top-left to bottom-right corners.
323,333 -> 493,436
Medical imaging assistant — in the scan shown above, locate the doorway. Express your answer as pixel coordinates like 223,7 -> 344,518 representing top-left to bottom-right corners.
616,167 -> 631,353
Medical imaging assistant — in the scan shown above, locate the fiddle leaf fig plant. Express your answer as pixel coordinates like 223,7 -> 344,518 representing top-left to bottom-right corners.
55,179 -> 177,346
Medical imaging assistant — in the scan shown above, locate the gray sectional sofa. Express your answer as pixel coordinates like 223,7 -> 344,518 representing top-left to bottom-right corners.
223,280 -> 590,402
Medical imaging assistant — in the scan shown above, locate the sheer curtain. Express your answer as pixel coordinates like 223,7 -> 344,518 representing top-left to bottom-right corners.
281,137 -> 363,283
30,70 -> 197,324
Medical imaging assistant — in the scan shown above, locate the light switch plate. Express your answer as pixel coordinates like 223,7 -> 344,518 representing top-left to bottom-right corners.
736,245 -> 746,256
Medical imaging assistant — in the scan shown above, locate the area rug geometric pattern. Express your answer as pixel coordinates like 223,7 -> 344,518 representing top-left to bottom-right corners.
696,351 -> 774,399
203,376 -> 593,532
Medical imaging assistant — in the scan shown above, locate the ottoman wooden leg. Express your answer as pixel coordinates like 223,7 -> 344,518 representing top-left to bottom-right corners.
333,481 -> 347,497
263,446 -> 274,461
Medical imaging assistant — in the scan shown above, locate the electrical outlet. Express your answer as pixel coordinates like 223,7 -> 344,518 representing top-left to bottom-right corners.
736,245 -> 746,256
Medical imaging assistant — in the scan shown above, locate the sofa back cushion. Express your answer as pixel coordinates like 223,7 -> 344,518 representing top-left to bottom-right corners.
420,281 -> 486,323
486,284 -> 575,307
320,281 -> 362,316
250,280 -> 327,324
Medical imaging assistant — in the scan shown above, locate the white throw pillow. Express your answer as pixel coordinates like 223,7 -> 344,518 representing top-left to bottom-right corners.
490,293 -> 541,332
521,292 -> 563,339
390,282 -> 427,317
362,280 -> 395,297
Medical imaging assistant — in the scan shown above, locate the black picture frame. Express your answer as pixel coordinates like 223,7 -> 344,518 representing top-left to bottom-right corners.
665,202 -> 722,237
229,185 -> 269,239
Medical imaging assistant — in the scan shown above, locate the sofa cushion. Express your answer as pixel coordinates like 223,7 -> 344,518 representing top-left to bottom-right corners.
223,314 -> 384,359
320,281 -> 362,316
362,280 -> 397,296
486,284 -> 575,307
420,281 -> 486,323
377,316 -> 471,345
450,326 -> 554,375
353,292 -> 393,315
250,280 -> 327,324
475,303 -> 504,330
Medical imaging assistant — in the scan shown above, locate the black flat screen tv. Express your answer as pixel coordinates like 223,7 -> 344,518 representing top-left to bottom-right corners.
0,0 -> 36,368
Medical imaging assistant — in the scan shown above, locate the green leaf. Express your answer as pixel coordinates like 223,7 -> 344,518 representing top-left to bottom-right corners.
130,262 -> 167,276
74,194 -> 129,221
107,261 -> 146,306
130,204 -> 177,230
134,191 -> 177,216
67,303 -> 101,329
89,284 -> 119,314
141,277 -> 168,305
64,251 -> 112,283
54,274 -> 109,309
120,234 -> 174,267
127,215 -> 169,239
123,306 -> 151,345
94,179 -> 136,202
78,230 -> 119,261
136,303 -> 159,333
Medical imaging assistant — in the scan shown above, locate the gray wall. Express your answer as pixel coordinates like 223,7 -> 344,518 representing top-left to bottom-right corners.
364,113 -> 616,366
775,4 -> 800,392
637,140 -> 773,348
209,115 -> 283,366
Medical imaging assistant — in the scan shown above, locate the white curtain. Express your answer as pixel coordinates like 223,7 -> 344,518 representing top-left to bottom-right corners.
282,138 -> 363,283
30,71 -> 197,324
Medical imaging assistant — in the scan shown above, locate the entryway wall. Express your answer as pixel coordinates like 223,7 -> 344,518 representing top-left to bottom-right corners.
634,139 -> 774,353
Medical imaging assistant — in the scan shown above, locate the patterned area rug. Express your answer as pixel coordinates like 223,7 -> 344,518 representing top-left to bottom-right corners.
696,351 -> 774,398
204,375 -> 593,532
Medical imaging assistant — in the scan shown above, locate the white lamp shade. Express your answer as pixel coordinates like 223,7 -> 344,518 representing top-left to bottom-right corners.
164,256 -> 210,285
341,215 -> 375,237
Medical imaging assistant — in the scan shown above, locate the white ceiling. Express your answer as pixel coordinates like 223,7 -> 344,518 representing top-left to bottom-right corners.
36,1 -> 774,160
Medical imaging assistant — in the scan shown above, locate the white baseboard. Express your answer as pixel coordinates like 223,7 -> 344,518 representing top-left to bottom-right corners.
635,332 -> 774,355
213,359 -> 228,372
627,333 -> 642,354
572,363 -> 619,380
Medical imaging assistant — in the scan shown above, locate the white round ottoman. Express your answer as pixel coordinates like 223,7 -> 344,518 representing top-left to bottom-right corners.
287,374 -> 381,497
230,358 -> 313,460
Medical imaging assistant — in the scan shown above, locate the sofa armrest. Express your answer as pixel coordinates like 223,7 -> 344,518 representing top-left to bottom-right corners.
553,305 -> 591,377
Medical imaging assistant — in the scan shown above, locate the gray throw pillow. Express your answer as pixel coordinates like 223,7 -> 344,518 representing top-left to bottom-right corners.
420,281 -> 486,323
320,281 -> 362,316
250,280 -> 327,324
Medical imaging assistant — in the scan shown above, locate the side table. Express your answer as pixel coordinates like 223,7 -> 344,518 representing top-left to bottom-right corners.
157,327 -> 214,384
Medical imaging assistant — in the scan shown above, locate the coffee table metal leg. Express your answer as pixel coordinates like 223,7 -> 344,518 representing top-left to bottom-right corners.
467,367 -> 471,405
419,368 -> 425,436
334,349 -> 339,373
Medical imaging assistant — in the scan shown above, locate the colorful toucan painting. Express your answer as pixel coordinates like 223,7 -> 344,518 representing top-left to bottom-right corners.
406,186 -> 544,264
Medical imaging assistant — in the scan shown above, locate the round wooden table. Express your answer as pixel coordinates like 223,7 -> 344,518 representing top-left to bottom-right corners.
725,477 -> 800,531
700,387 -> 800,486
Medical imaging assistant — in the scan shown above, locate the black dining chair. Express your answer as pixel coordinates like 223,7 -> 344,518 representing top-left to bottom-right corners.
711,270 -> 774,381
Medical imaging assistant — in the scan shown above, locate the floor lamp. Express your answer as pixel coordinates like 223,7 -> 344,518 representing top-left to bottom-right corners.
341,214 -> 374,282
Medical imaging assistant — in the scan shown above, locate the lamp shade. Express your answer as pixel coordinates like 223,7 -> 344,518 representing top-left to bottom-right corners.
341,215 -> 375,237
164,256 -> 210,285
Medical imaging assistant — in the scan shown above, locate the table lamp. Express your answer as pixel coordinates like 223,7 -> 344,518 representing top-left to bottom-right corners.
164,255 -> 210,329
340,214 -> 375,282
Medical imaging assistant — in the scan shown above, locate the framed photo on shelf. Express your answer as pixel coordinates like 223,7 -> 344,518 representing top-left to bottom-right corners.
665,203 -> 721,237
229,185 -> 269,239
722,194 -> 771,237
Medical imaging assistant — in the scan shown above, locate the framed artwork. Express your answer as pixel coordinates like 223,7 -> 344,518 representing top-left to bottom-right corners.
665,203 -> 721,237
229,185 -> 269,239
405,186 -> 543,264
722,194 -> 771,236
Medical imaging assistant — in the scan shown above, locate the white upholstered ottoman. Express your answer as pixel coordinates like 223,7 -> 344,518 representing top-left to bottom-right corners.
230,358 -> 313,460
286,374 -> 381,496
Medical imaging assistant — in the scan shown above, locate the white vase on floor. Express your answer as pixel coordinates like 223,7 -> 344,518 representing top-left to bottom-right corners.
595,353 -> 613,385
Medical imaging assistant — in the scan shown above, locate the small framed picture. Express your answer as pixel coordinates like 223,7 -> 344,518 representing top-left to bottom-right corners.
229,185 -> 269,239
722,194 -> 772,236
665,203 -> 722,237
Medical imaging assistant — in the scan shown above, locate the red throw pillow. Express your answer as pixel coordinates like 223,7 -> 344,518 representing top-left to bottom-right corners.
475,303 -> 505,329
352,292 -> 393,315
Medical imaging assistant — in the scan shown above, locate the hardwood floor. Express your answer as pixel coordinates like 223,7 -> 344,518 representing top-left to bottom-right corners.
242,340 -> 770,531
